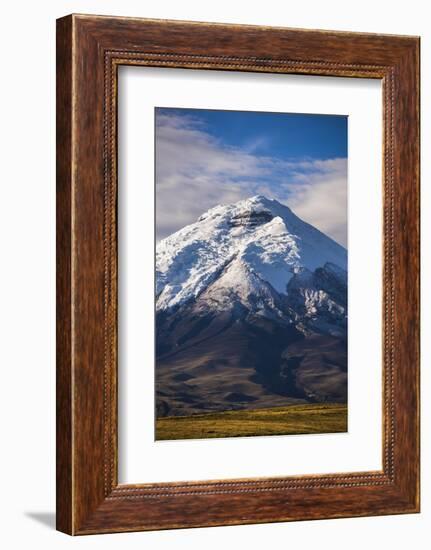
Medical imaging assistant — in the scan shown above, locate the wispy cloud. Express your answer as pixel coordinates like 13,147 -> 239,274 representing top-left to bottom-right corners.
155,112 -> 347,247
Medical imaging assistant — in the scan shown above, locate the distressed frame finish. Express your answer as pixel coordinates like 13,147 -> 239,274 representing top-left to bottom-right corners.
56,14 -> 420,535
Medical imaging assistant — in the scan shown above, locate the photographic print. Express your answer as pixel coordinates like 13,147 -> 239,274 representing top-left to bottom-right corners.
155,107 -> 348,441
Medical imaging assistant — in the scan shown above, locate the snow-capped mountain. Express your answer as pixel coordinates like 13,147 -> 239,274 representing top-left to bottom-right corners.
156,195 -> 346,313
155,196 -> 348,417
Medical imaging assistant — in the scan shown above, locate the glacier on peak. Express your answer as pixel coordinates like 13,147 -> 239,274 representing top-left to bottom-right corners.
193,256 -> 290,322
156,195 -> 347,312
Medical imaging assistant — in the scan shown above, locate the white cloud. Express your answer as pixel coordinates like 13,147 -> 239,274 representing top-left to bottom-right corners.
155,112 -> 347,247
281,158 -> 347,246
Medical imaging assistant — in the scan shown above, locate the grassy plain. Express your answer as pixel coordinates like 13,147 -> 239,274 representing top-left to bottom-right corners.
155,403 -> 347,440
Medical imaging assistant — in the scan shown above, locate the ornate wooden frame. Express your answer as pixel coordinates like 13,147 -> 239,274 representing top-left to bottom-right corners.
56,14 -> 420,535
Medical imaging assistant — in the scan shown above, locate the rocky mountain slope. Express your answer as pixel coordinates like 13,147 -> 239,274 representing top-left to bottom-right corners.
156,196 -> 347,417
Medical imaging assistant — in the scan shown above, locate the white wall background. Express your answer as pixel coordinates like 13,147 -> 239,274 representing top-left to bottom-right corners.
0,1 -> 427,548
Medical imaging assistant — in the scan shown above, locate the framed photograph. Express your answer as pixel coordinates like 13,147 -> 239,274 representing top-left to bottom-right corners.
56,14 -> 420,534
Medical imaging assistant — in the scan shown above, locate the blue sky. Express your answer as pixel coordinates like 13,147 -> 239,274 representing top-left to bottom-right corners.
158,107 -> 347,160
155,107 -> 348,246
